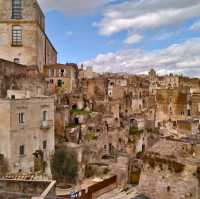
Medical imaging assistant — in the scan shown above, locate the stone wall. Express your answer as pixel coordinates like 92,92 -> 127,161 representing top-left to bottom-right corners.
36,25 -> 46,72
0,22 -> 37,66
82,78 -> 107,100
137,140 -> 200,199
0,0 -> 39,21
0,0 -> 57,71
0,179 -> 55,199
0,59 -> 46,98
0,0 -> 39,67
139,163 -> 198,199
45,38 -> 57,66
192,93 -> 200,117
55,105 -> 70,137
0,96 -> 55,175
156,88 -> 189,122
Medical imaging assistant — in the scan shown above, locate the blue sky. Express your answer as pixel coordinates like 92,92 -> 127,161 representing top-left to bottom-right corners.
39,0 -> 200,76
44,2 -> 127,64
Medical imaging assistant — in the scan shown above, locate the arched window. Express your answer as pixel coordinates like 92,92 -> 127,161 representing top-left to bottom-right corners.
12,26 -> 22,46
12,0 -> 22,19
61,69 -> 64,77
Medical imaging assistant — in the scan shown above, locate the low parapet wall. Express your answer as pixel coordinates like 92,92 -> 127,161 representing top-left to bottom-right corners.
0,59 -> 27,77
0,179 -> 56,199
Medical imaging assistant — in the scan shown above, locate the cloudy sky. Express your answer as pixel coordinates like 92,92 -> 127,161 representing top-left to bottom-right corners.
38,0 -> 200,76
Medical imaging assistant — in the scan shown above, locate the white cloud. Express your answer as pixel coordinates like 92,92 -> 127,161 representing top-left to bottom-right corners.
153,31 -> 180,41
190,20 -> 200,31
97,0 -> 200,35
84,38 -> 200,77
38,0 -> 107,16
124,34 -> 143,45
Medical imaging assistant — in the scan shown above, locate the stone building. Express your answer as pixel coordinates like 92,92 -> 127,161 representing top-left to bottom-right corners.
0,0 -> 57,71
81,78 -> 107,100
156,87 -> 191,123
78,65 -> 98,80
148,69 -> 157,82
191,92 -> 200,117
107,77 -> 128,99
180,76 -> 200,91
176,120 -> 200,135
148,69 -> 158,95
162,73 -> 179,88
55,104 -> 70,137
0,90 -> 55,176
43,63 -> 78,95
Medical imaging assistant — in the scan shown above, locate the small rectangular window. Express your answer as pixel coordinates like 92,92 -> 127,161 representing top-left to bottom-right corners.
12,26 -> 22,46
12,0 -> 22,19
19,145 -> 24,155
43,140 -> 47,149
43,111 -> 47,121
19,112 -> 24,124
57,80 -> 62,87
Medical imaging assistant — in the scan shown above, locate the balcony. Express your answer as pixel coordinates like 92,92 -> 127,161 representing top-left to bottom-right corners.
40,120 -> 53,130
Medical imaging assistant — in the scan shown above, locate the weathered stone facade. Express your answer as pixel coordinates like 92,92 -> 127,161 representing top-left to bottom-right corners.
0,59 -> 46,98
138,139 -> 200,199
156,88 -> 190,122
43,63 -> 78,95
79,65 -> 99,80
2,3 -> 200,195
0,93 -> 55,176
0,0 -> 57,71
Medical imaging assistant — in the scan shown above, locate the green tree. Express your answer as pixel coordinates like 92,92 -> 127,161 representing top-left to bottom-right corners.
51,147 -> 78,184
